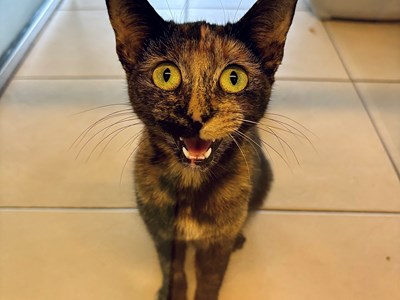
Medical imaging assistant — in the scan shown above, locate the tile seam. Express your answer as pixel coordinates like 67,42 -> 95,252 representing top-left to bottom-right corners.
322,21 -> 400,180
0,207 -> 399,216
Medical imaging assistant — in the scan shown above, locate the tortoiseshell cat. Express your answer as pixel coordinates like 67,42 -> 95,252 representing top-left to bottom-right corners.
106,0 -> 297,299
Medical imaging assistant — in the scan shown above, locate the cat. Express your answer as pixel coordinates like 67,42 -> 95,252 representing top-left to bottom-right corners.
105,0 -> 297,299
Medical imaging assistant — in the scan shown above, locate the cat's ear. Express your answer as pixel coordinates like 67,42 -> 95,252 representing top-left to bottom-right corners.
106,0 -> 166,67
232,0 -> 297,77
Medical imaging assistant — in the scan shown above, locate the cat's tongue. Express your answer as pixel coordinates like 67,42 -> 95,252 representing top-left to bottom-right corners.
182,137 -> 212,159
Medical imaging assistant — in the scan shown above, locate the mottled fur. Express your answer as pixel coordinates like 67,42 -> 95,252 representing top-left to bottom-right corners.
106,0 -> 297,299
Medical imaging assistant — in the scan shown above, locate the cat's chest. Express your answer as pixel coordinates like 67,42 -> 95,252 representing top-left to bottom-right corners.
173,192 -> 247,241
174,202 -> 223,241
175,206 -> 209,240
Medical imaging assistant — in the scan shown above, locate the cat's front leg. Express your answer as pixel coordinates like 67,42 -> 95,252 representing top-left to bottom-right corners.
193,238 -> 236,300
155,239 -> 188,300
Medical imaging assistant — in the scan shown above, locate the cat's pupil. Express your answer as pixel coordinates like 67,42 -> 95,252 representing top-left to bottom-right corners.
163,68 -> 171,82
230,71 -> 238,85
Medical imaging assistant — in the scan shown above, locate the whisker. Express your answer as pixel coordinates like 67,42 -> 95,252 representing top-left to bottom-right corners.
119,129 -> 144,151
263,126 -> 300,165
76,119 -> 141,160
93,123 -> 139,160
229,133 -> 250,177
219,0 -> 227,23
165,0 -> 174,21
233,129 -> 262,149
120,138 -> 144,185
237,118 -> 305,166
262,117 -> 314,147
258,123 -> 304,138
259,137 -> 291,168
265,112 -> 316,137
101,115 -> 138,137
179,0 -> 189,23
70,109 -> 136,150
233,129 -> 262,162
260,118 -> 304,138
71,103 -> 131,116
233,0 -> 243,22
239,117 -> 304,139
82,119 -> 138,160
263,125 -> 289,162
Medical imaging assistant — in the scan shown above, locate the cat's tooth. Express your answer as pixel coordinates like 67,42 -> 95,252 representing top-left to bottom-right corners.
204,147 -> 212,159
182,147 -> 190,159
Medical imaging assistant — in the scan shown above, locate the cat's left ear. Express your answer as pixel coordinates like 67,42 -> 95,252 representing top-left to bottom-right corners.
106,0 -> 167,68
232,0 -> 297,77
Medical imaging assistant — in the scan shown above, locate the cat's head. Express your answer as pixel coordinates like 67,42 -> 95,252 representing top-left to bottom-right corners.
106,0 -> 297,169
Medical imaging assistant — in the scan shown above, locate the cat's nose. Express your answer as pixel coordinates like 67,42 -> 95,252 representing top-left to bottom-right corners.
192,121 -> 203,133
189,111 -> 210,124
189,110 -> 203,123
187,94 -> 210,124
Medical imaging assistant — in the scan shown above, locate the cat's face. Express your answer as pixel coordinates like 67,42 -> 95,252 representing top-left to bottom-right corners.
126,23 -> 270,168
106,0 -> 297,169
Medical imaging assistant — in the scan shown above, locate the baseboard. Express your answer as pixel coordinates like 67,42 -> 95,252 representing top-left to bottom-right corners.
0,0 -> 62,95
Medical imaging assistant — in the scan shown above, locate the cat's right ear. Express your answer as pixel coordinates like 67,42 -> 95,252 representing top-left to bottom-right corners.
232,0 -> 297,78
106,0 -> 166,68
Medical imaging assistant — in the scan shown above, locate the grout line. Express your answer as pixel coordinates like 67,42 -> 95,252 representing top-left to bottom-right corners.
352,79 -> 400,84
0,207 -> 399,216
184,0 -> 189,22
58,8 -> 106,11
275,77 -> 350,82
0,207 -> 138,213
258,208 -> 400,216
13,75 -> 125,80
322,21 -> 400,180
11,75 -> 400,85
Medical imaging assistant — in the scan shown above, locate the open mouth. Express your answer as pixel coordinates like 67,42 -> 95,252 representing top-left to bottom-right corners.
177,137 -> 220,165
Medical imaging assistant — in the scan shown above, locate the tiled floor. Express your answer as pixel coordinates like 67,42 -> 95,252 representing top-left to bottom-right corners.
0,0 -> 399,299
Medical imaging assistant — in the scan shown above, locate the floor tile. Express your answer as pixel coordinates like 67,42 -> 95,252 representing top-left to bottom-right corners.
263,81 -> 400,212
187,8 -> 247,23
0,210 -> 158,300
276,11 -> 349,80
15,9 -> 180,78
185,10 -> 349,80
0,80 -> 139,207
324,21 -> 400,81
60,0 -> 107,10
1,80 -> 398,211
149,0 -> 187,9
16,10 -> 123,78
188,0 -> 309,11
59,0 -> 308,12
60,0 -> 187,10
59,0 -> 308,14
296,0 -> 310,11
0,210 -> 398,300
357,83 -> 400,173
222,212 -> 400,300
188,0 -> 255,10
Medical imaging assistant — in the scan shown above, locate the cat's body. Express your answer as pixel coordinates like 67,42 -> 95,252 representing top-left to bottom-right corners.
106,0 -> 297,299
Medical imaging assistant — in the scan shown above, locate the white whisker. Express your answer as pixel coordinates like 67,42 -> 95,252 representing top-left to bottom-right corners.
120,138 -> 144,185
229,133 -> 250,177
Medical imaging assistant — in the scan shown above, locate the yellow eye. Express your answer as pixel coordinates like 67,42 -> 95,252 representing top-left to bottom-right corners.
152,63 -> 181,91
219,66 -> 248,93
